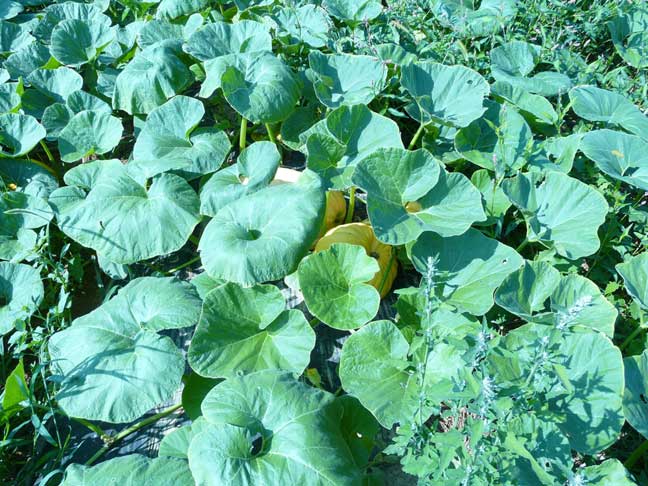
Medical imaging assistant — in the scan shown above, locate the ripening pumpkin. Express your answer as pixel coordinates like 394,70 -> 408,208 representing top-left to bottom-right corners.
272,168 -> 346,238
315,222 -> 397,297
318,190 -> 346,238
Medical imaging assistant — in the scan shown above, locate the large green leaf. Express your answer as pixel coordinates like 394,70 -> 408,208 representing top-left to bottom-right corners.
0,262 -> 43,335
0,2 -> 22,21
137,19 -> 184,50
133,95 -> 231,179
50,160 -> 200,264
50,18 -> 115,66
455,100 -> 533,172
42,90 -> 112,140
491,80 -> 558,128
322,0 -> 382,22
188,282 -> 315,378
430,0 -> 517,38
157,0 -> 209,20
0,162 -> 55,262
160,419 -> 209,458
401,61 -> 489,127
580,129 -> 648,191
193,21 -> 273,98
570,86 -> 648,139
191,272 -> 225,300
581,459 -> 638,485
410,228 -> 523,315
1,188 -> 53,230
189,371 -> 363,485
496,263 -> 617,337
199,172 -> 325,285
0,114 -> 46,157
220,52 -> 301,123
23,68 -> 84,118
4,44 -> 50,80
0,21 -> 34,54
0,83 -> 21,115
298,243 -> 380,330
549,274 -> 618,338
495,260 -> 560,321
35,2 -> 111,42
500,415 -> 572,486
548,330 -> 625,454
470,169 -> 512,223
58,111 -> 123,162
339,319 -> 465,428
353,148 -> 485,244
624,350 -> 648,439
536,133 -> 582,173
490,41 -> 572,96
502,172 -> 609,259
301,104 -> 403,190
0,226 -> 37,262
339,320 -> 416,428
61,455 -> 194,486
337,395 -> 380,468
113,40 -> 192,115
609,7 -> 648,69
309,51 -> 386,109
494,324 -> 625,455
616,252 -> 648,310
199,141 -> 279,216
48,277 -> 201,422
275,5 -> 331,48
181,376 -> 220,421
184,19 -> 271,61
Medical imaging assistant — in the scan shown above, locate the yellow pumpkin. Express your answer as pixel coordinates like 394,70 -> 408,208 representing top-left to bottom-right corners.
315,222 -> 397,297
7,183 -> 17,191
318,190 -> 346,238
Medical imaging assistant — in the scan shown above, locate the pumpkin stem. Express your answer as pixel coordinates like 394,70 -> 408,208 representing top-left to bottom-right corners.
239,117 -> 248,151
345,187 -> 356,224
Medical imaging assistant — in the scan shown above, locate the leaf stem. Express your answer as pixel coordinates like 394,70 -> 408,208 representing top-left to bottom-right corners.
39,141 -> 60,179
85,403 -> 183,466
168,255 -> 201,274
407,123 -> 425,150
345,187 -> 356,224
265,123 -> 278,144
516,239 -> 529,253
239,118 -> 248,151
73,418 -> 109,442
625,438 -> 648,469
